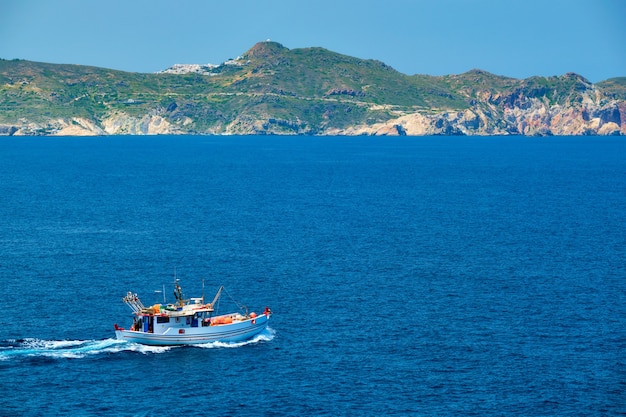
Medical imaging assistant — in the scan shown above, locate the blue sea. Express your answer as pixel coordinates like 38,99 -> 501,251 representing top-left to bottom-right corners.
0,135 -> 624,416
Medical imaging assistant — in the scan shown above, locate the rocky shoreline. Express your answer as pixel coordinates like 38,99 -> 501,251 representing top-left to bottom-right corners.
1,43 -> 624,137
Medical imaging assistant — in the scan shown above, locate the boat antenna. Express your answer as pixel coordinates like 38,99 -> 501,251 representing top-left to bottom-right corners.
162,284 -> 166,303
202,278 -> 205,304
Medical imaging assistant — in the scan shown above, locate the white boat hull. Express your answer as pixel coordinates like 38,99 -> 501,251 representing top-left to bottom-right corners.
115,314 -> 270,346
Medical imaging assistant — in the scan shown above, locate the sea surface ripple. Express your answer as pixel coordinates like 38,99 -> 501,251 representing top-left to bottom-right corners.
0,135 -> 624,416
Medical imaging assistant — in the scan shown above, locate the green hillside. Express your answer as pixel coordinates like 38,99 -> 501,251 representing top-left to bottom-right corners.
0,41 -> 624,136
0,42 -> 469,131
597,77 -> 626,100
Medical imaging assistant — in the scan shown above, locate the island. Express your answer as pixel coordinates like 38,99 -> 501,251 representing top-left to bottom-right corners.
1,41 -> 624,136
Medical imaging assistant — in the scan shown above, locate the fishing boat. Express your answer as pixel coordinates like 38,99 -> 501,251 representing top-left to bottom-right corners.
114,281 -> 271,346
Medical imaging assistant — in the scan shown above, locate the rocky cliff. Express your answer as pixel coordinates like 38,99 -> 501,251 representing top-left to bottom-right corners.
342,74 -> 624,136
1,43 -> 624,136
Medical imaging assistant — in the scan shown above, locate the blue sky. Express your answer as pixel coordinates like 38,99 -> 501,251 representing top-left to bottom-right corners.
1,0 -> 624,82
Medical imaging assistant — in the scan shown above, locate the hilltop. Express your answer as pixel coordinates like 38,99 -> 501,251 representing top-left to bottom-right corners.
0,41 -> 624,136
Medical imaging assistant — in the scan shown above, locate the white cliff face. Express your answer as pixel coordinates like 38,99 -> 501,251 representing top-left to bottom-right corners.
9,118 -> 105,136
8,114 -> 178,136
101,113 -> 177,135
55,118 -> 106,136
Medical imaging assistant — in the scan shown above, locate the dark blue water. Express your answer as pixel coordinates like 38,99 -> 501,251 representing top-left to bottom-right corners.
0,136 -> 624,416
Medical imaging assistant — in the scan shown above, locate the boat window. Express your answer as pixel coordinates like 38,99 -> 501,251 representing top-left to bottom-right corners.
156,316 -> 170,324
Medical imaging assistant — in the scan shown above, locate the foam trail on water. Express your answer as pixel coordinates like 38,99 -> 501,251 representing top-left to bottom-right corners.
0,328 -> 275,359
0,338 -> 171,360
193,327 -> 276,349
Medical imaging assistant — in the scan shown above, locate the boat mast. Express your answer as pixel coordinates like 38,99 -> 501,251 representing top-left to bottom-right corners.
173,278 -> 184,306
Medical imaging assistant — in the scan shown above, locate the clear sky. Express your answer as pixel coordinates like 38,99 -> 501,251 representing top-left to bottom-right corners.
1,0 -> 624,82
